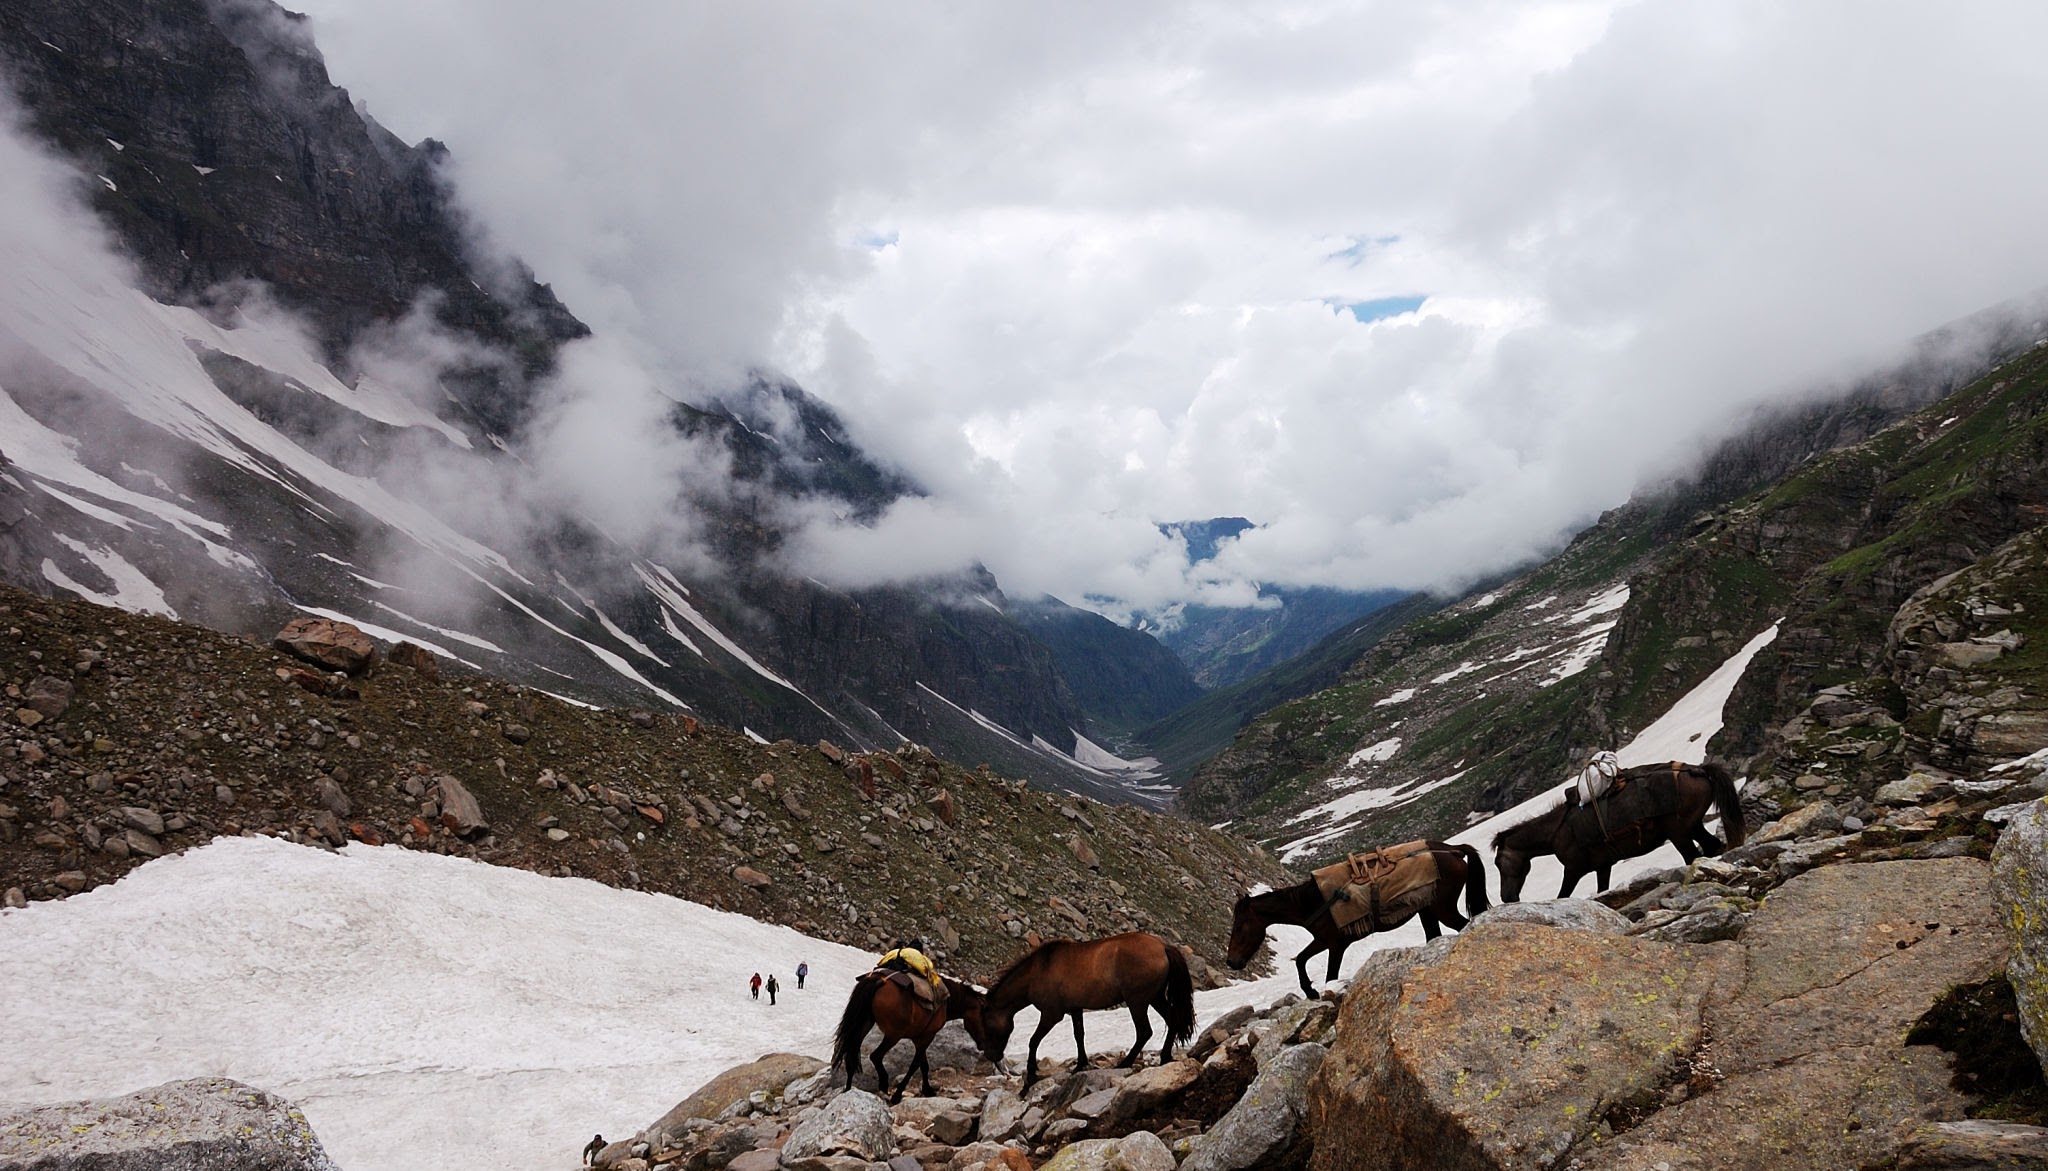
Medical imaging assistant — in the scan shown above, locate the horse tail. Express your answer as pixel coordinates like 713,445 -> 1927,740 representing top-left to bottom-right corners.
1704,761 -> 1747,847
831,976 -> 880,1087
1457,843 -> 1491,917
1161,944 -> 1196,1052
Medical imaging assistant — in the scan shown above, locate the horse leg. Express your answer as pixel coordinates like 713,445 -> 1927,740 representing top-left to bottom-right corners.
1595,863 -> 1612,894
1693,826 -> 1725,856
1148,989 -> 1174,1064
1325,937 -> 1351,986
1072,1010 -> 1089,1068
1437,885 -> 1469,931
1419,910 -> 1442,941
1558,865 -> 1587,898
869,1037 -> 897,1095
1122,1001 -> 1153,1068
910,1037 -> 935,1098
1023,1012 -> 1061,1090
1292,940 -> 1324,997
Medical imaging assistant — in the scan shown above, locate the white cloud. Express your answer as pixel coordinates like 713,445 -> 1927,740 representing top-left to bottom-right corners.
247,1 -> 2048,606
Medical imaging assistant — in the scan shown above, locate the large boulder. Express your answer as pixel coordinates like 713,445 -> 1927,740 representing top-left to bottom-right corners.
778,1088 -> 895,1165
1181,1042 -> 1326,1171
1308,922 -> 1737,1171
1896,1120 -> 2048,1168
1468,898 -> 1629,934
0,1077 -> 338,1169
272,616 -> 376,676
1584,858 -> 2009,1171
637,1052 -> 826,1149
1992,797 -> 2048,1073
1039,1131 -> 1175,1171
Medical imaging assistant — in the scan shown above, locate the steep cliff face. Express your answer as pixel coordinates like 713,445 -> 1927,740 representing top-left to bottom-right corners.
1,0 -> 585,434
0,0 -> 1189,803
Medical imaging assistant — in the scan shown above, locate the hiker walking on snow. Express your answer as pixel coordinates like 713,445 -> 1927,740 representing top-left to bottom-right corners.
766,974 -> 780,1005
796,961 -> 808,989
750,972 -> 762,1000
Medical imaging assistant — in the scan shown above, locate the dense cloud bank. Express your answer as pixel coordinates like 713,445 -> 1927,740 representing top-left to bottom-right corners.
33,1 -> 2048,610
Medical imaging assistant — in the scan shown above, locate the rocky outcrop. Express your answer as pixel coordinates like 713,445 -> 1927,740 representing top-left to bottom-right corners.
1307,856 -> 2009,1171
272,617 -> 376,676
634,1053 -> 826,1152
1181,1042 -> 1325,1171
0,1077 -> 338,1170
1993,797 -> 2048,1073
1590,858 -> 2007,1171
776,1089 -> 896,1164
1308,923 -> 1737,1171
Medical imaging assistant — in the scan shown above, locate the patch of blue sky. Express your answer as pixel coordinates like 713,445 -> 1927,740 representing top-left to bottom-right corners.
1330,294 -> 1426,324
1326,234 -> 1400,265
856,229 -> 899,251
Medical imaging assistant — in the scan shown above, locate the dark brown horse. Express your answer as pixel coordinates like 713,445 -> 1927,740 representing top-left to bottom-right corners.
971,931 -> 1195,1089
831,973 -> 987,1102
1491,760 -> 1747,902
1226,841 -> 1489,996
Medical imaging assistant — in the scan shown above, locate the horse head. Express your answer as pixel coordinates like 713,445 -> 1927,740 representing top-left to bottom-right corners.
1224,893 -> 1267,970
945,980 -> 992,1052
973,1003 -> 1015,1064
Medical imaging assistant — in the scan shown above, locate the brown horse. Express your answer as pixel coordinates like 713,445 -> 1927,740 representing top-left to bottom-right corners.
1225,841 -> 1489,997
831,973 -> 987,1102
1491,760 -> 1746,902
971,931 -> 1195,1089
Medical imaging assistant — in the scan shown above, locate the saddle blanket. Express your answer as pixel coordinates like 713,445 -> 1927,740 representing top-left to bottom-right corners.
1565,762 -> 1689,846
872,968 -> 947,1007
1310,840 -> 1439,934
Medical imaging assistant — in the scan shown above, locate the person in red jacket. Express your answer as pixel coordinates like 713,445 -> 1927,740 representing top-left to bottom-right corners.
749,972 -> 762,1000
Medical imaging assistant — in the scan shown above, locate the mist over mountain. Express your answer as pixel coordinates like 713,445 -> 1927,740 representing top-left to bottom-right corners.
0,0 -> 1198,803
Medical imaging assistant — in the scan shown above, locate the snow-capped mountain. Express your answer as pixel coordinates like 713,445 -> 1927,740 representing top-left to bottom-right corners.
0,0 -> 1188,802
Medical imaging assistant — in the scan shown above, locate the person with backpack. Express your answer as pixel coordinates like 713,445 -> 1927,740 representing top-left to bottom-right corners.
766,973 -> 780,1005
749,972 -> 762,1000
796,961 -> 809,989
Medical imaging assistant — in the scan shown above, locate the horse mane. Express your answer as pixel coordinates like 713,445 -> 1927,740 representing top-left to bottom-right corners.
1492,797 -> 1569,848
985,939 -> 1062,993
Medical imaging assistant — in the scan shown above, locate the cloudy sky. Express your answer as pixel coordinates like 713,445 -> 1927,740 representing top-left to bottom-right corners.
283,0 -> 2048,612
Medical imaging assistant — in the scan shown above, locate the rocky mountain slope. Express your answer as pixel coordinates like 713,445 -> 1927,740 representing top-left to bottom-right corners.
0,0 -> 1196,803
0,581 -> 1291,974
1181,306 -> 2048,860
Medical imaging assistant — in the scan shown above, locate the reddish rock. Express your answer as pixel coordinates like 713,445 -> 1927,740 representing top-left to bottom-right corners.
275,666 -> 333,697
878,755 -> 906,780
271,617 -> 376,676
387,641 -> 440,680
635,804 -> 665,826
435,776 -> 488,837
349,823 -> 382,846
732,866 -> 772,889
407,817 -> 435,839
817,740 -> 847,765
927,789 -> 957,826
681,716 -> 701,736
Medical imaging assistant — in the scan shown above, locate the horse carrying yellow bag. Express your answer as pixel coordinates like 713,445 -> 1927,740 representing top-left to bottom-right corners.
876,947 -> 946,1006
1310,840 -> 1440,934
